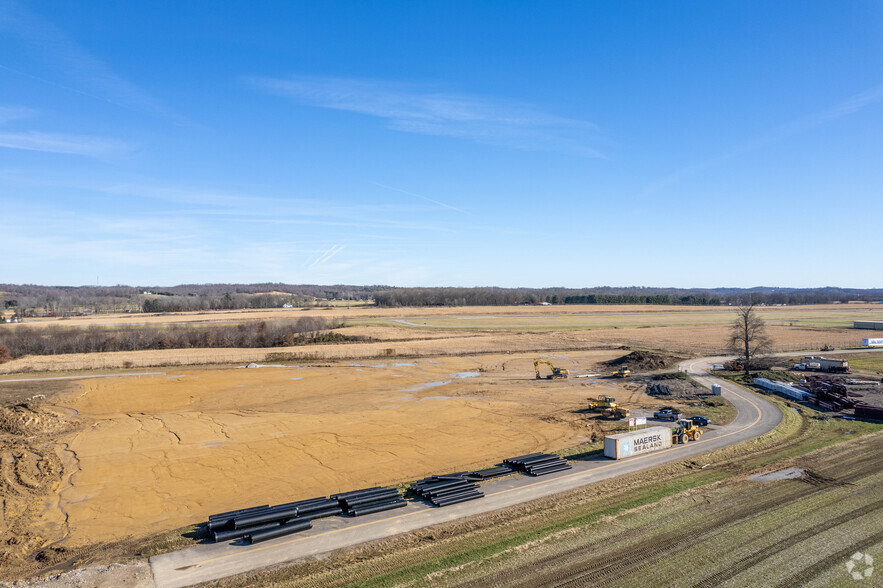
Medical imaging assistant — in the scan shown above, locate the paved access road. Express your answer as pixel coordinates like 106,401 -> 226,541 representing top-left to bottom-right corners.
149,354 -> 786,587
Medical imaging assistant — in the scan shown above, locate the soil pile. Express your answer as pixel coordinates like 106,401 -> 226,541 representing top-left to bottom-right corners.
0,403 -> 70,437
605,350 -> 676,371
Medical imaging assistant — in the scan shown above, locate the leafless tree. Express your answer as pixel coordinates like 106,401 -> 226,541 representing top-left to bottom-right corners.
729,304 -> 772,376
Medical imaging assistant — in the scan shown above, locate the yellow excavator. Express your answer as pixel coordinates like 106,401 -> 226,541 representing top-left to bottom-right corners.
534,360 -> 569,380
588,395 -> 630,419
671,419 -> 702,444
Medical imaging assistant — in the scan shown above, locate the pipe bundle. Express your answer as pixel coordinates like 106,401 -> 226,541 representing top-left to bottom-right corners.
503,452 -> 571,476
331,487 -> 407,516
410,473 -> 484,507
207,496 -> 341,544
463,465 -> 514,481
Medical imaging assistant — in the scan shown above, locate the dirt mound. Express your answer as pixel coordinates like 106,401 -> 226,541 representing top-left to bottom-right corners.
605,350 -> 676,371
0,404 -> 70,437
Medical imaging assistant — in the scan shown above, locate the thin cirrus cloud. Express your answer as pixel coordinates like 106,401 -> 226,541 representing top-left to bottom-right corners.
0,0 -> 182,123
250,76 -> 603,156
0,129 -> 125,156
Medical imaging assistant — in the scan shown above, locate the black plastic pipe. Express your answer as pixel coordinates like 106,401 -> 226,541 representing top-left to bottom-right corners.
247,519 -> 312,544
331,486 -> 385,499
234,506 -> 300,529
298,500 -> 341,514
208,507 -> 274,531
504,452 -> 544,463
434,492 -> 483,507
213,521 -> 280,543
209,504 -> 269,521
299,506 -> 342,520
342,491 -> 401,508
348,499 -> 407,517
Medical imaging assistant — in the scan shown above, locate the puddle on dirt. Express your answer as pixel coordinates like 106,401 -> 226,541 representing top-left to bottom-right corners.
168,375 -> 186,379
452,372 -> 480,379
748,468 -> 804,482
402,381 -> 450,392
290,377 -> 303,381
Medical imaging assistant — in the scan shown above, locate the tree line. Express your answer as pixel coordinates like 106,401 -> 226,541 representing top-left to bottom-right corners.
0,318 -> 358,359
2,283 -> 881,317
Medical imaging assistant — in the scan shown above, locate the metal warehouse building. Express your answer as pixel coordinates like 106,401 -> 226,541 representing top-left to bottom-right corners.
855,320 -> 883,330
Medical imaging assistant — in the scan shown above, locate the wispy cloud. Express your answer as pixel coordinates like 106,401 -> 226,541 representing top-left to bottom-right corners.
0,130 -> 125,156
0,105 -> 36,124
370,181 -> 467,214
308,244 -> 346,269
0,0 -> 182,123
249,76 -> 603,156
639,83 -> 883,198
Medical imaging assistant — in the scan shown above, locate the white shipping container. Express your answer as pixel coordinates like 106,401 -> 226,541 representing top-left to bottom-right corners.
604,426 -> 672,460
862,338 -> 883,347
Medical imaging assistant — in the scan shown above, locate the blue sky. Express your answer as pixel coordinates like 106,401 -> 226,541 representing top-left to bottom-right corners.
1,1 -> 881,288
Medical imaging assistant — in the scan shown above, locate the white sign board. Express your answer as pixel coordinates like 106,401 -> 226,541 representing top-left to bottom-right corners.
635,417 -> 647,426
628,418 -> 635,427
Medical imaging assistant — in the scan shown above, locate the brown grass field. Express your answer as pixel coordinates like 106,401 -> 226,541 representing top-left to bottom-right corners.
2,303 -> 882,374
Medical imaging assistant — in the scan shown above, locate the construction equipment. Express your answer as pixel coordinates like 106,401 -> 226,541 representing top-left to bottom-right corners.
612,366 -> 631,378
588,395 -> 631,419
534,360 -> 569,380
671,419 -> 703,444
724,358 -> 746,371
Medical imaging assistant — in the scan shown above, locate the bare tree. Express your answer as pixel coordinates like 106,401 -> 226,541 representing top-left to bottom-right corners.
729,304 -> 772,376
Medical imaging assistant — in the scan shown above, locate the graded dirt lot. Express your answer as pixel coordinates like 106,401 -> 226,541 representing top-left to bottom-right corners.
2,350 -> 717,559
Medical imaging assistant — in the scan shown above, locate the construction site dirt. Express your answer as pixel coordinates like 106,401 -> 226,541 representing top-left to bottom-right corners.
0,349 -> 719,572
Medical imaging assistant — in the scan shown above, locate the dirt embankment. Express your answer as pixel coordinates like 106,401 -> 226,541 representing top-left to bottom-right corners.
0,401 -> 79,578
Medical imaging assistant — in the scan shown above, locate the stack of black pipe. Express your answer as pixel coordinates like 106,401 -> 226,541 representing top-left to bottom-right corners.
410,474 -> 484,506
207,496 -> 341,544
503,452 -> 571,476
463,465 -> 514,481
332,487 -> 406,516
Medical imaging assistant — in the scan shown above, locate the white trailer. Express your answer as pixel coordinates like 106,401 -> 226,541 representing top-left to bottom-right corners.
862,338 -> 883,347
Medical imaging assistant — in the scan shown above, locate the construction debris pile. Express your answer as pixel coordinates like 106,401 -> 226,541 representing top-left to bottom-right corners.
331,486 -> 407,516
504,452 -> 571,476
755,375 -> 883,420
647,383 -> 672,396
410,473 -> 485,506
804,376 -> 861,411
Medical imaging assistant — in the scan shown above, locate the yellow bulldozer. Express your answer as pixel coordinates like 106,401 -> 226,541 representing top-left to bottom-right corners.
671,419 -> 703,444
611,366 -> 631,378
588,395 -> 630,420
534,360 -> 569,380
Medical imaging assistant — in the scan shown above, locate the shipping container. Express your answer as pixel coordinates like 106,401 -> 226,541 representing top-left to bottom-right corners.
862,338 -> 883,347
604,426 -> 672,460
